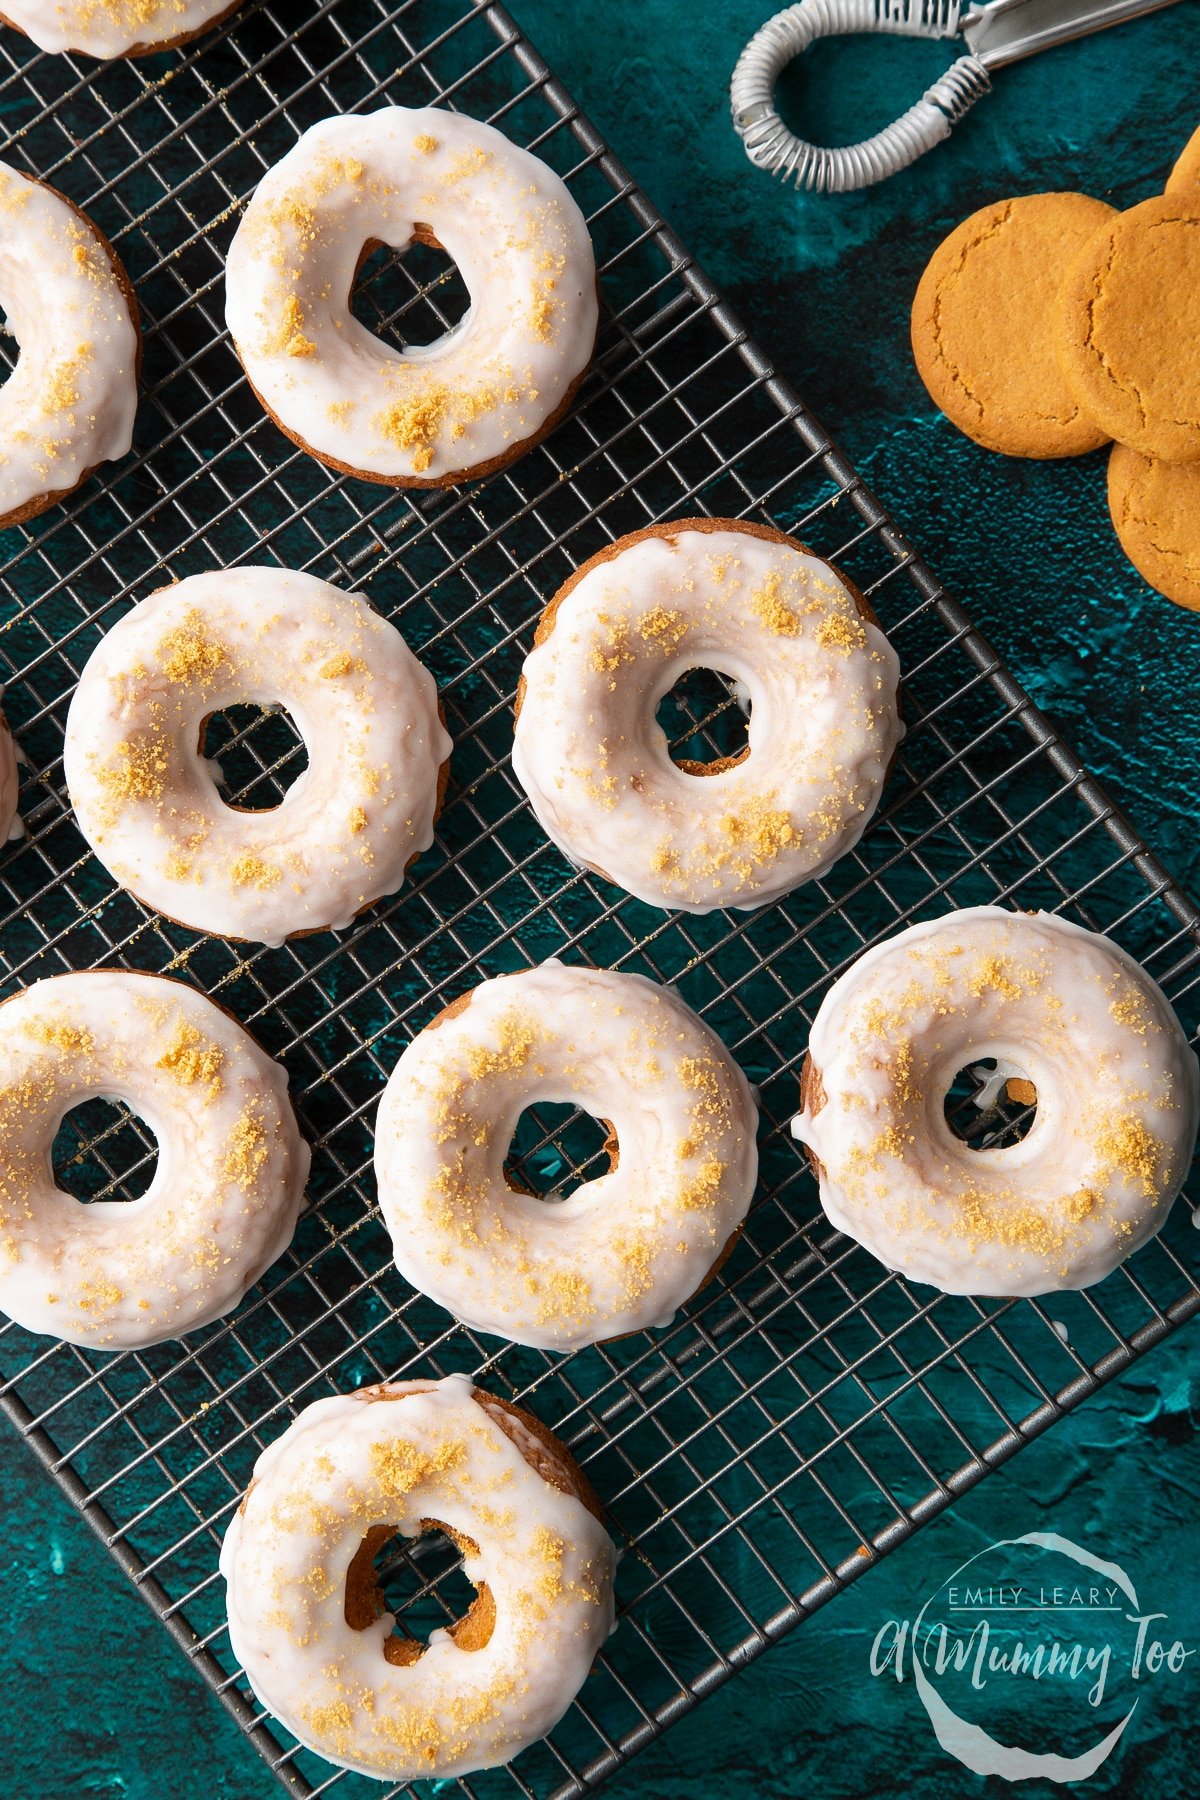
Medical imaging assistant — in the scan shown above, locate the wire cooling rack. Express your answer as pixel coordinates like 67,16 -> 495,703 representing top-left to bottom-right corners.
1,2 -> 1199,1795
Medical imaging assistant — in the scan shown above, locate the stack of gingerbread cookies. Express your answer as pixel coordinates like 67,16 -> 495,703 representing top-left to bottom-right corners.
911,125 -> 1200,612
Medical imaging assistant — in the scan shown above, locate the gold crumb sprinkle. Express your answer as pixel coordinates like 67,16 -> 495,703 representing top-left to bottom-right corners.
158,608 -> 229,687
369,1434 -> 465,1499
374,388 -> 448,471
42,344 -> 91,420
155,1018 -> 224,1102
465,1011 -> 537,1080
229,850 -> 281,890
97,733 -> 168,808
268,293 -> 316,359
531,1267 -> 595,1325
1095,1116 -> 1162,1197
27,1018 -> 93,1054
221,1104 -> 268,1185
816,611 -> 868,655
319,649 -> 366,679
77,1277 -> 123,1315
750,570 -> 801,635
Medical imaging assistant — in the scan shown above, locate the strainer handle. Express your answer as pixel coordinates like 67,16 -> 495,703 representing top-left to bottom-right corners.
731,0 -> 992,193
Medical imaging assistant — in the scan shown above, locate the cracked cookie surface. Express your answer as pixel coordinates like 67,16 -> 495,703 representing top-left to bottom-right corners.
911,192 -> 1115,458
1055,193 -> 1200,463
1108,442 -> 1200,610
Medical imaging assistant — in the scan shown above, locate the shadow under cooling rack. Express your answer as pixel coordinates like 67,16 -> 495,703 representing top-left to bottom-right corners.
0,3 -> 1199,1798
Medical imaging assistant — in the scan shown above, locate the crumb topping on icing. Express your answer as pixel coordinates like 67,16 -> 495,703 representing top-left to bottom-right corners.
749,568 -> 801,634
230,850 -> 281,890
224,107 -> 596,483
158,608 -> 229,686
465,1010 -> 537,1081
0,969 -> 306,1351
97,732 -> 168,808
26,1017 -> 95,1054
65,569 -> 450,946
221,1102 -> 269,1185
793,908 -> 1198,1299
375,964 -> 758,1351
222,1377 -> 614,1779
369,1433 -> 466,1499
513,527 -> 902,914
155,1016 -> 224,1101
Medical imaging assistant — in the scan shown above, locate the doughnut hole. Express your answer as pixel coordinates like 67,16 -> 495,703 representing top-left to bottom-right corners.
52,1096 -> 159,1203
345,1522 -> 494,1665
201,703 -> 308,811
943,1058 -> 1038,1151
351,235 -> 471,353
504,1102 -> 616,1201
656,665 -> 750,774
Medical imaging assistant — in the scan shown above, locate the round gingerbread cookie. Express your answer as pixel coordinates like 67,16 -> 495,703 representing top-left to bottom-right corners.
1108,443 -> 1200,611
1055,193 -> 1200,464
1166,124 -> 1200,195
911,193 -> 1116,458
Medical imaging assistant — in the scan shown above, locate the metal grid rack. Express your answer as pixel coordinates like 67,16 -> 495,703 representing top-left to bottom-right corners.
0,2 -> 1198,1796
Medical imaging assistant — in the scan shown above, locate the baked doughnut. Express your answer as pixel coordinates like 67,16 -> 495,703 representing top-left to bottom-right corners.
0,969 -> 308,1349
0,702 -> 19,841
1054,192 -> 1200,464
512,519 -> 902,913
793,906 -> 1199,1295
375,960 -> 758,1349
1108,443 -> 1200,611
0,0 -> 245,57
221,1374 -> 615,1780
225,107 -> 597,487
911,193 -> 1116,458
0,161 -> 139,528
64,567 -> 451,946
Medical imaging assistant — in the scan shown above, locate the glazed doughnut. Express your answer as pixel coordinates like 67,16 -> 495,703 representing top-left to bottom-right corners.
0,969 -> 309,1349
0,161 -> 139,528
793,906 -> 1199,1295
225,106 -> 597,486
374,960 -> 758,1350
221,1374 -> 615,1780
64,567 -> 451,946
512,519 -> 903,913
0,702 -> 19,841
0,0 -> 245,57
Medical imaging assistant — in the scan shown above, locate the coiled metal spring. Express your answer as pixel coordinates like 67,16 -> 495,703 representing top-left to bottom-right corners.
731,0 -> 991,193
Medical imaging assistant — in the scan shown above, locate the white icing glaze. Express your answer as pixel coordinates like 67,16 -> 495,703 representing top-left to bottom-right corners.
0,706 -> 18,841
220,1374 -> 615,1781
512,525 -> 903,912
374,960 -> 758,1349
792,906 -> 1200,1295
0,969 -> 309,1348
2,0 -> 240,56
64,567 -> 451,946
0,162 -> 138,524
225,107 -> 597,483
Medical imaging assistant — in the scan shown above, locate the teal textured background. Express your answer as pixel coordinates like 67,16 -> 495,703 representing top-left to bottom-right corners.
5,2 -> 1200,1796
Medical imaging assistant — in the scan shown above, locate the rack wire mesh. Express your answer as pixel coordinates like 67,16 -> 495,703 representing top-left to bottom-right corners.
0,2 -> 1198,1795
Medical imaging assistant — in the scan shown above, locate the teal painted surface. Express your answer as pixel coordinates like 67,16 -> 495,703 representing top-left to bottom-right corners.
5,3 -> 1200,1797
